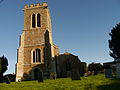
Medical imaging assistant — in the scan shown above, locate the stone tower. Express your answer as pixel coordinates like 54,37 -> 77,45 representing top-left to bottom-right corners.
16,3 -> 59,81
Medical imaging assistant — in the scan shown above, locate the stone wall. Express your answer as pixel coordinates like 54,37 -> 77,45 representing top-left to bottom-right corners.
55,52 -> 81,78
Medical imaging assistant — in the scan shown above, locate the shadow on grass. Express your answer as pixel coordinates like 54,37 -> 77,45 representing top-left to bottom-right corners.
97,78 -> 120,90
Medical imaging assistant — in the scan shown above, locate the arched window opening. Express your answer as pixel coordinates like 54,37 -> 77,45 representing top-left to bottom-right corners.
36,49 -> 41,62
32,49 -> 41,63
32,14 -> 36,28
33,51 -> 35,62
37,14 -> 41,27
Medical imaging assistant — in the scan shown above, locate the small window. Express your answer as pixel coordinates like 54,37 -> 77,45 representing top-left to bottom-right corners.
32,14 -> 36,28
37,13 -> 41,27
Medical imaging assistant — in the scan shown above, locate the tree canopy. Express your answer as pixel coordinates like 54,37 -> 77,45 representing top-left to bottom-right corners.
0,56 -> 8,83
88,63 -> 103,75
0,56 -> 8,73
109,23 -> 120,62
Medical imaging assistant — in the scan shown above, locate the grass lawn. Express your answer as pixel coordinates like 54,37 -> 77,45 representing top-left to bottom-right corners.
0,74 -> 120,90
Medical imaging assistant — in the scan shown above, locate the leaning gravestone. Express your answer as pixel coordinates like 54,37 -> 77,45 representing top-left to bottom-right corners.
116,63 -> 120,78
6,76 -> 10,84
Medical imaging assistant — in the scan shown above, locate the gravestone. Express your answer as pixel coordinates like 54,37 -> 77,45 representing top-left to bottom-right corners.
49,59 -> 56,79
37,71 -> 43,82
71,69 -> 80,80
6,76 -> 10,84
116,63 -> 120,78
50,72 -> 56,80
104,64 -> 113,78
104,69 -> 113,78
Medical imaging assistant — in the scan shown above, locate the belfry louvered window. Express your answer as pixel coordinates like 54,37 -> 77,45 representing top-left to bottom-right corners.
32,14 -> 36,28
37,13 -> 41,27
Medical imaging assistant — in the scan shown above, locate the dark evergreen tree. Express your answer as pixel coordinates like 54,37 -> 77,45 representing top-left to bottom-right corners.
88,63 -> 103,75
0,56 -> 8,83
109,23 -> 120,62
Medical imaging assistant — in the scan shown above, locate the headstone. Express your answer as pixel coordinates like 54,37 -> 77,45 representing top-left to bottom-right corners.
49,59 -> 56,79
87,71 -> 92,76
104,69 -> 113,78
116,63 -> 120,78
37,71 -> 43,82
94,70 -> 98,75
6,76 -> 10,84
50,72 -> 56,79
71,69 -> 80,80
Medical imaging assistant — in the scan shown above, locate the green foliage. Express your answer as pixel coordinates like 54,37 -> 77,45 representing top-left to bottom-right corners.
0,74 -> 120,90
109,23 -> 120,61
88,62 -> 95,71
88,63 -> 103,71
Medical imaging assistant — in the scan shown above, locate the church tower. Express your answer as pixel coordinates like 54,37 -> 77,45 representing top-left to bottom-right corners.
16,3 -> 59,81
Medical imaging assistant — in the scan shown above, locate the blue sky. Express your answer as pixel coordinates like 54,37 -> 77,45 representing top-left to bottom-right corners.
0,0 -> 120,74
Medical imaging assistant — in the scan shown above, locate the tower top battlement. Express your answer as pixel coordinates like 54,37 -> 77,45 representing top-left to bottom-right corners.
24,2 -> 48,9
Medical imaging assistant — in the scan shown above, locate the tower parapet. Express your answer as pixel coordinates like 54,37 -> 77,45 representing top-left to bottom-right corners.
24,2 -> 48,10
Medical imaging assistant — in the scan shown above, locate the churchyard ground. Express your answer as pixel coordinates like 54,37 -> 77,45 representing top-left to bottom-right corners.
0,74 -> 120,90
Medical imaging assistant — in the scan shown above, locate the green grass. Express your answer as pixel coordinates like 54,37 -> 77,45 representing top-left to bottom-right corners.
0,74 -> 120,90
